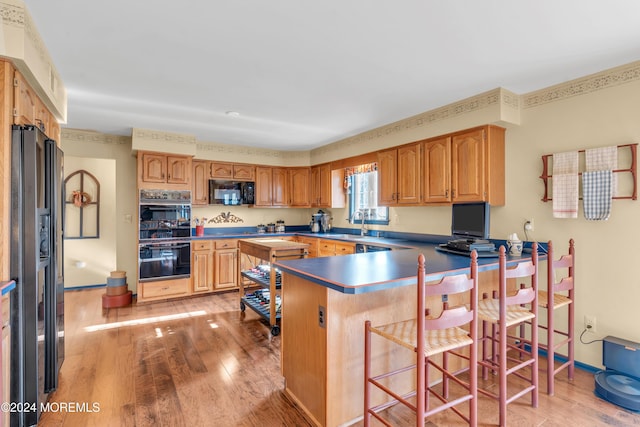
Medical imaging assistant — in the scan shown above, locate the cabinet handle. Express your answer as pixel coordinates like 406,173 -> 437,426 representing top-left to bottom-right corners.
445,189 -> 448,198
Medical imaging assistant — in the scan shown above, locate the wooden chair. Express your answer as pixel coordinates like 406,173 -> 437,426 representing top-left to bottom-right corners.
538,239 -> 575,395
476,243 -> 538,427
364,252 -> 478,426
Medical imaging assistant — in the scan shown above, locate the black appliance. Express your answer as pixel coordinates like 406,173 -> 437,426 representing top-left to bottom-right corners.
10,125 -> 65,427
139,240 -> 191,282
139,189 -> 191,241
355,244 -> 392,253
208,180 -> 255,205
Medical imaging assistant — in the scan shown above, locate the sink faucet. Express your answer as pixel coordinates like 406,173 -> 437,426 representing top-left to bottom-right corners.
350,209 -> 368,236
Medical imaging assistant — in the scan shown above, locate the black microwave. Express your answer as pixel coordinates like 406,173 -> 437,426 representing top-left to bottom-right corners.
208,180 -> 255,205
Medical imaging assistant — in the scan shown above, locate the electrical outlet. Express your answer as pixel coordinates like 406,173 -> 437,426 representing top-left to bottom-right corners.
584,315 -> 596,333
524,218 -> 534,232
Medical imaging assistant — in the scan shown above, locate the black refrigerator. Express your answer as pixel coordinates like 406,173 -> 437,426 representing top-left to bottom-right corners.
10,125 -> 65,427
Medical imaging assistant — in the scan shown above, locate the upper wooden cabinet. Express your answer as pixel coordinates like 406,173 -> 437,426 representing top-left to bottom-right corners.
311,163 -> 331,207
255,166 -> 288,207
138,151 -> 192,190
13,71 -> 59,140
421,136 -> 451,204
13,71 -> 36,127
192,160 -> 209,205
377,142 -> 421,206
289,167 -> 311,207
450,125 -> 505,205
210,162 -> 255,181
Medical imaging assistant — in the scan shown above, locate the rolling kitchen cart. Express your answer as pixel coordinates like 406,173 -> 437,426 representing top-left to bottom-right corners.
238,238 -> 308,336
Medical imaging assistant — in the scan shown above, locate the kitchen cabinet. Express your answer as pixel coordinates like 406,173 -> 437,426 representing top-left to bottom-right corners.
138,151 -> 192,189
192,160 -> 209,205
318,239 -> 355,257
138,278 -> 191,302
210,162 -> 255,181
311,164 -> 346,208
289,167 -> 311,207
377,142 -> 421,206
13,71 -> 36,127
214,240 -> 238,290
450,125 -> 505,205
192,240 -> 214,293
296,236 -> 319,257
421,136 -> 451,204
255,166 -> 288,207
13,71 -> 59,140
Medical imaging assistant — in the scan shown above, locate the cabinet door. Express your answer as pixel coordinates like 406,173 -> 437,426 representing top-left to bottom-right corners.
166,156 -> 190,185
289,168 -> 311,207
377,148 -> 398,205
215,248 -> 238,290
13,72 -> 36,126
211,162 -> 233,179
192,161 -> 209,205
451,129 -> 485,202
141,153 -> 167,183
272,168 -> 288,206
397,143 -> 421,205
255,166 -> 273,206
192,250 -> 213,293
311,164 -> 332,207
233,164 -> 255,181
422,137 -> 451,204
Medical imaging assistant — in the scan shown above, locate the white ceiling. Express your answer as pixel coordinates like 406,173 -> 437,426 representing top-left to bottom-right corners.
23,0 -> 640,151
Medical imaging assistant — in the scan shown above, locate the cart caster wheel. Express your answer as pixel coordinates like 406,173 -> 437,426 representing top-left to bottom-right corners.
271,325 -> 280,336
240,301 -> 246,312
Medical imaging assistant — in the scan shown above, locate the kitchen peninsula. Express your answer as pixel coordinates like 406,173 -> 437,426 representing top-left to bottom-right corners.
275,244 -> 540,426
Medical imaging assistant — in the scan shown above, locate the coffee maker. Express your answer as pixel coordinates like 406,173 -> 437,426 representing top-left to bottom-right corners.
310,213 -> 322,233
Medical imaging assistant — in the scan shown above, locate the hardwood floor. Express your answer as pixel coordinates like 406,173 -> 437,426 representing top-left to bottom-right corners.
39,288 -> 639,426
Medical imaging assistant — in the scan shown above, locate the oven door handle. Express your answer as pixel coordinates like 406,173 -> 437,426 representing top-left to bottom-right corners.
139,242 -> 190,250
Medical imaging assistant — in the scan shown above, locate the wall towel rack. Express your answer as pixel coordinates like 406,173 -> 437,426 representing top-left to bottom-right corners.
540,143 -> 637,202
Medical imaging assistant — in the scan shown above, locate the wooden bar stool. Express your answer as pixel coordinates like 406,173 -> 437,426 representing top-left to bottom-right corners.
364,252 -> 478,426
538,239 -> 575,395
476,244 -> 538,427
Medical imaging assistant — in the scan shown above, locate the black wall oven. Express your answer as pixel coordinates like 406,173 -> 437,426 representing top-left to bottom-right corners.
139,190 -> 191,281
139,240 -> 191,282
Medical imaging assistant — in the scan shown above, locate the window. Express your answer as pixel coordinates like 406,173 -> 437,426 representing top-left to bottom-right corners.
347,168 -> 389,225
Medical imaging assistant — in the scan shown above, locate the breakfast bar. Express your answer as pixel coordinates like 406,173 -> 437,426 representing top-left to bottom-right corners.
275,245 -> 541,427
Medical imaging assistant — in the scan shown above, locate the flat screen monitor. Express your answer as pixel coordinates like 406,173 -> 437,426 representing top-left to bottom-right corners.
451,202 -> 490,240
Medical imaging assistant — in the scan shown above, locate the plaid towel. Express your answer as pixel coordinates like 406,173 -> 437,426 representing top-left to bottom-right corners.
583,170 -> 613,220
552,151 -> 579,219
553,174 -> 579,218
553,151 -> 578,174
586,146 -> 617,196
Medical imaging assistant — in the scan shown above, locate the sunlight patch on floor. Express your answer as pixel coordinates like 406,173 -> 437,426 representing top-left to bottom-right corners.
84,310 -> 208,332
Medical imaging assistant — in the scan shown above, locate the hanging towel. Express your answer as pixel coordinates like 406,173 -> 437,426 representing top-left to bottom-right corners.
552,174 -> 579,218
552,151 -> 579,218
586,146 -> 617,196
583,170 -> 613,220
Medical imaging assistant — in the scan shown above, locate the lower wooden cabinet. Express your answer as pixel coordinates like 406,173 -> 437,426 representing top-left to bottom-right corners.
318,239 -> 355,257
214,240 -> 238,290
192,240 -> 214,293
296,236 -> 319,257
138,278 -> 191,302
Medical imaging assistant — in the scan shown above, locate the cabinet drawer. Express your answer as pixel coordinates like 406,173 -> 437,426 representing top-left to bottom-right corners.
215,239 -> 237,249
193,240 -> 212,251
140,279 -> 189,299
335,242 -> 355,255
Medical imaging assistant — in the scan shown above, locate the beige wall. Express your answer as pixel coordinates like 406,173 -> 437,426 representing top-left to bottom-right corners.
61,61 -> 640,369
63,156 -> 117,287
60,131 -> 137,291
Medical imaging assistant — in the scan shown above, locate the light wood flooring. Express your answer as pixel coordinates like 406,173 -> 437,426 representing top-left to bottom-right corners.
38,288 -> 640,426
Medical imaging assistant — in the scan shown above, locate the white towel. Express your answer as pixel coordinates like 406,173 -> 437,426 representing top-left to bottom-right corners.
553,174 -> 579,218
585,146 -> 617,196
583,170 -> 612,220
552,152 -> 579,219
